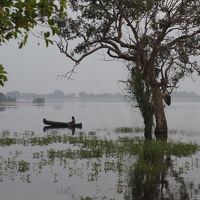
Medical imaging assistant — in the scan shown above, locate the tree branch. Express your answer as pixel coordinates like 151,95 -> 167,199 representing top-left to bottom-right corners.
165,30 -> 200,48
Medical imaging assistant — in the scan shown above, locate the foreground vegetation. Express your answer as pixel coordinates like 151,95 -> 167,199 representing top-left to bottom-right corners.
0,130 -> 198,156
0,130 -> 199,199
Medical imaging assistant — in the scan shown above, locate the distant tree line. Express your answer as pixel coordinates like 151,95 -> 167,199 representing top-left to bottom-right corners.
32,97 -> 45,103
5,90 -> 124,101
3,90 -> 200,103
0,92 -> 16,102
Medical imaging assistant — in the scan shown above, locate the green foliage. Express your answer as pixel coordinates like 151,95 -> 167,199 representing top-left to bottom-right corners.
0,0 -> 67,47
0,64 -> 7,87
0,0 -> 67,88
126,66 -> 154,135
129,67 -> 154,117
0,131 -> 198,158
18,160 -> 30,172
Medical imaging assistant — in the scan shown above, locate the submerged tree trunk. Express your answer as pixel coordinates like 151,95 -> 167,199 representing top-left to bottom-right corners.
152,86 -> 168,140
144,118 -> 153,140
142,95 -> 154,140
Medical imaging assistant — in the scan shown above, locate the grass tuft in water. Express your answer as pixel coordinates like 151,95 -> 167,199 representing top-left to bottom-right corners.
114,127 -> 134,133
18,160 -> 30,172
114,126 -> 144,133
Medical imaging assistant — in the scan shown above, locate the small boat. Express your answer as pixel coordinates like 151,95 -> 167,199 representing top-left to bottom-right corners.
43,118 -> 82,129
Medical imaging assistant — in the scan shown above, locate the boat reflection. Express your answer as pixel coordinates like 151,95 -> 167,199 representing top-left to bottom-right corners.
43,126 -> 77,135
43,118 -> 82,135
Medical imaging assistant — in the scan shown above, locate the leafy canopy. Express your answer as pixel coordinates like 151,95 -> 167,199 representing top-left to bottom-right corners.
0,0 -> 67,47
0,0 -> 67,87
56,0 -> 200,94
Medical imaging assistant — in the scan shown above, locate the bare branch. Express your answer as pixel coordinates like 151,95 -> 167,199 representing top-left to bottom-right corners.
57,64 -> 78,80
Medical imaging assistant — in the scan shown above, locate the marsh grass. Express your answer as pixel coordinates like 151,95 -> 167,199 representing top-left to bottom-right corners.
0,131 -> 198,158
0,131 -> 198,174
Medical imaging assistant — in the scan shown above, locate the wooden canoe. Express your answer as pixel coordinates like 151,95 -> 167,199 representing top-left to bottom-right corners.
43,118 -> 82,129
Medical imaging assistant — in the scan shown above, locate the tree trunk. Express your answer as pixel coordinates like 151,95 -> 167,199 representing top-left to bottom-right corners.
152,86 -> 168,140
144,118 -> 153,140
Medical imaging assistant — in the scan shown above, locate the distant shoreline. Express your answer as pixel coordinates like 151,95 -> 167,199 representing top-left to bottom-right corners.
1,90 -> 200,103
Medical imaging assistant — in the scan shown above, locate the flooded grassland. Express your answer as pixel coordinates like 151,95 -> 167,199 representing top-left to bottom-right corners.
0,101 -> 200,199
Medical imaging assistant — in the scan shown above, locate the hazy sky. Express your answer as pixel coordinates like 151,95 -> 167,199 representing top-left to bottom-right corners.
0,36 -> 128,94
0,35 -> 200,95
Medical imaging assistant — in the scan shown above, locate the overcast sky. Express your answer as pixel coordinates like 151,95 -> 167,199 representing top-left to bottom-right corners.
0,35 -> 200,95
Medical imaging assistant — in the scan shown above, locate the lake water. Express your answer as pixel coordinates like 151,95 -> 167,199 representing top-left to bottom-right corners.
1,100 -> 200,132
0,101 -> 200,200
1,101 -> 200,141
0,101 -> 139,133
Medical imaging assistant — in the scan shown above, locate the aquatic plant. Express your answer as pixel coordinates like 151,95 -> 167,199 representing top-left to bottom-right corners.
0,131 -> 198,158
114,126 -> 145,134
0,130 -> 199,200
114,127 -> 134,133
18,160 -> 30,172
0,129 -> 199,199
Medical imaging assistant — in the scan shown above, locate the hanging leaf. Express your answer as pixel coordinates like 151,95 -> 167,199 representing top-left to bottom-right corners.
0,64 -> 8,87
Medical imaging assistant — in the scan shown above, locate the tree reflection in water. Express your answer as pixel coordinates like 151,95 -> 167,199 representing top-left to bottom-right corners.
128,140 -> 200,200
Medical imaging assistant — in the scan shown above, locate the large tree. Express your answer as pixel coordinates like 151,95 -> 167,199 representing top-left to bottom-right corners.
0,0 -> 67,86
56,0 -> 200,138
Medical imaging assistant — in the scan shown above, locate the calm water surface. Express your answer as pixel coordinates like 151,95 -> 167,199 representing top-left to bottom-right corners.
0,101 -> 139,133
0,101 -> 200,200
1,101 -> 200,133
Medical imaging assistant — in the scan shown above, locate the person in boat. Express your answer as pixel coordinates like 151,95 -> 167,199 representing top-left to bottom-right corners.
68,116 -> 75,128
